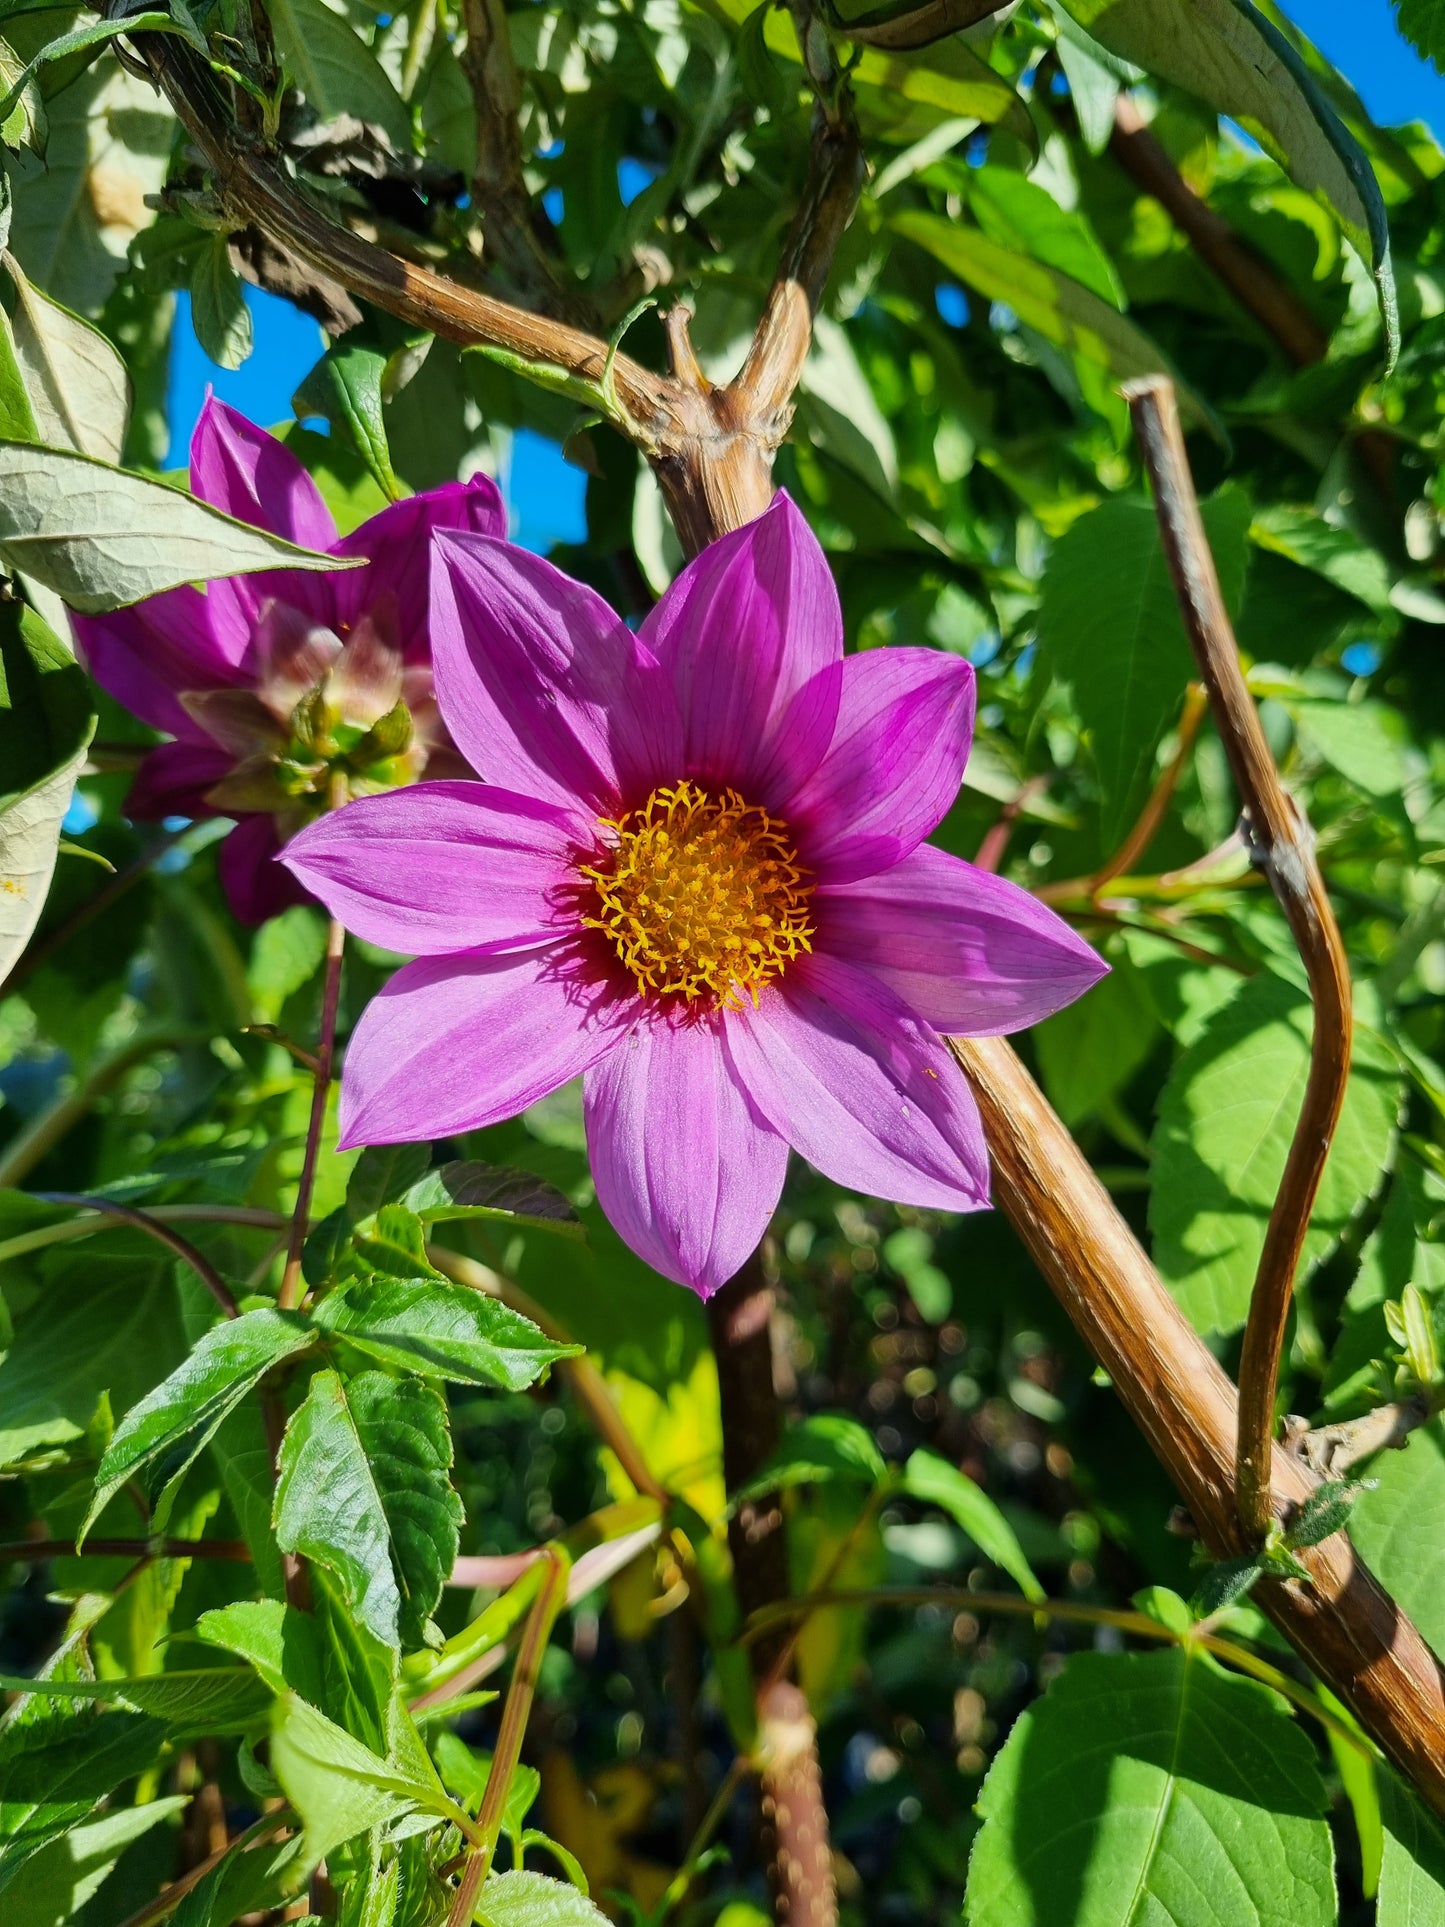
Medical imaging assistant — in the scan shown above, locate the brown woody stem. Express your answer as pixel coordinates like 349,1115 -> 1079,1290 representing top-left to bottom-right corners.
1125,375 -> 1353,1542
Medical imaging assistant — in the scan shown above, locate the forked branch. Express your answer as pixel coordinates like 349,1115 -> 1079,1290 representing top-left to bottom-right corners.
1125,375 -> 1353,1542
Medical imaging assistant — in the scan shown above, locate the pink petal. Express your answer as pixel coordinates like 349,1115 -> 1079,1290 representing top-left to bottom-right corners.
338,943 -> 632,1147
789,648 -> 976,884
639,492 -> 841,808
189,397 -> 337,552
281,781 -> 579,956
125,741 -> 232,820
429,532 -> 681,820
218,816 -> 311,926
331,474 -> 506,659
73,587 -> 248,740
584,1012 -> 789,1297
817,843 -> 1108,1035
726,953 -> 990,1212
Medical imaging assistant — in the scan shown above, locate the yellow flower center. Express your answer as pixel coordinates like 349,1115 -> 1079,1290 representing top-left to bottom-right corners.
581,781 -> 814,1009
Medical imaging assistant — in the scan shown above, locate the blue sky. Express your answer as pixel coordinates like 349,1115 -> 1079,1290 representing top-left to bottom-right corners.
164,2 -> 1444,550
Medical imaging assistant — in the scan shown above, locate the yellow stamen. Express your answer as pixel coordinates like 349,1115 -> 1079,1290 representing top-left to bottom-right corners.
581,780 -> 814,1010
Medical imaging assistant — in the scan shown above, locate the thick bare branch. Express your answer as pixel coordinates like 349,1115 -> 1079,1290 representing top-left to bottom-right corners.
1125,375 -> 1354,1542
948,1033 -> 1445,1818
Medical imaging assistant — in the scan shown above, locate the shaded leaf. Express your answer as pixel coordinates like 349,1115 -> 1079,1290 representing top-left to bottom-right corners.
189,235 -> 253,373
4,248 -> 128,459
737,1414 -> 887,1501
1379,1763 -> 1445,1924
1350,1417 -> 1445,1663
0,442 -> 357,613
965,1648 -> 1335,1926
399,1161 -> 583,1240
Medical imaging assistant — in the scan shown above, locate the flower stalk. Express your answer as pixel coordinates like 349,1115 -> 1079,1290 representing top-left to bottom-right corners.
277,917 -> 345,1312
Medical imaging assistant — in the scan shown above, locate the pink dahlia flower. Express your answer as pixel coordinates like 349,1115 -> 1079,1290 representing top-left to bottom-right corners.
282,494 -> 1106,1297
72,398 -> 504,924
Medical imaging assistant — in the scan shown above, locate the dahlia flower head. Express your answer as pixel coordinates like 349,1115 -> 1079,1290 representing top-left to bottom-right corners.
284,492 -> 1106,1298
73,398 -> 504,923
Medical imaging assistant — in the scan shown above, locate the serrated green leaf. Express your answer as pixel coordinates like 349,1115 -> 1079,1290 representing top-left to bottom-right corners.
0,441 -> 358,613
171,1831 -> 307,1927
294,342 -> 402,502
965,1647 -> 1335,1926
398,1161 -> 583,1240
189,235 -> 253,373
196,1599 -> 326,1703
345,1143 -> 433,1228
1036,489 -> 1250,845
87,1308 -> 316,1535
1192,1553 -> 1264,1617
0,1668 -> 271,1738
312,1275 -> 575,1390
1150,973 -> 1401,1334
4,249 -> 128,459
275,1370 -> 462,1651
901,1447 -> 1043,1602
476,1871 -> 609,1927
269,1693 -> 462,1867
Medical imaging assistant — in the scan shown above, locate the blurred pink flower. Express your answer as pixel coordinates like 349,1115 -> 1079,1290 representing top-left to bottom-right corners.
284,493 -> 1106,1295
73,398 -> 504,923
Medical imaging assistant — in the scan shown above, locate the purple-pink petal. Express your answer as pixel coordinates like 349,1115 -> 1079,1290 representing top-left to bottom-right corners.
218,816 -> 311,927
337,942 -> 631,1148
429,531 -> 681,820
281,781 -> 578,957
73,584 -> 247,740
726,953 -> 990,1212
788,647 -> 976,884
639,492 -> 841,808
189,397 -> 338,554
331,475 -> 506,660
817,843 -> 1108,1036
584,1013 -> 789,1297
124,740 -> 233,821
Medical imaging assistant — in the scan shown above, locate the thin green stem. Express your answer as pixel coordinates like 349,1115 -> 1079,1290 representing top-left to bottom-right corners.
446,1548 -> 571,1925
36,1193 -> 240,1318
0,1205 -> 289,1269
277,918 -> 345,1312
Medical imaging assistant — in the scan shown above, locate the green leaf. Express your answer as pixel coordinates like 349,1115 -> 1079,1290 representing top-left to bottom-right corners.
1056,0 -> 1397,357
267,0 -> 413,147
1349,1417 -> 1445,1663
1285,1477 -> 1367,1549
196,1599 -> 326,1703
901,1447 -> 1044,1603
293,342 -> 402,503
1396,0 -> 1445,73
274,1370 -> 463,1650
0,442 -> 359,613
737,1414 -> 887,1501
0,1252 -> 183,1469
433,1733 -> 540,1843
0,594 -> 95,980
965,1647 -> 1335,1926
397,1161 -> 583,1240
3,249 -> 128,459
345,1143 -> 433,1227
87,1308 -> 316,1534
4,1793 -> 188,1927
966,167 -> 1125,308
0,1713 -> 169,1886
476,1872 -> 609,1927
1150,973 -> 1402,1334
0,299 -> 37,442
0,1668 -> 272,1738
1379,1764 -> 1445,1924
188,235 -> 253,373
0,15 -> 187,131
312,1275 -> 576,1391
891,212 -> 1211,432
1036,489 -> 1250,844
269,1693 -> 462,1867
171,1831 -> 307,1927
